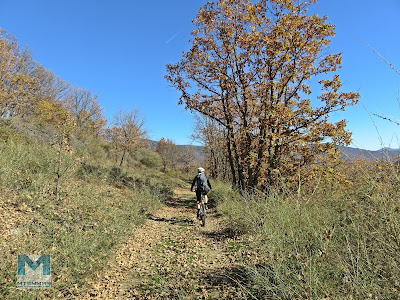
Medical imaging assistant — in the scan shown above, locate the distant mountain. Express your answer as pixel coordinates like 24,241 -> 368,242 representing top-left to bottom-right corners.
149,140 -> 400,164
149,140 -> 205,164
338,146 -> 400,161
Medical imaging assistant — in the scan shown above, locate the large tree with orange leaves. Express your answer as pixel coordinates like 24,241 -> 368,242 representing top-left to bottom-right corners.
166,0 -> 359,190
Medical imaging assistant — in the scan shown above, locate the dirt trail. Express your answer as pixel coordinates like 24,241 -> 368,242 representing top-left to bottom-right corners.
82,188 -> 248,299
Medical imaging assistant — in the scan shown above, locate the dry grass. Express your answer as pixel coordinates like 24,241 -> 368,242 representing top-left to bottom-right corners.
213,158 -> 400,299
0,123 -> 172,299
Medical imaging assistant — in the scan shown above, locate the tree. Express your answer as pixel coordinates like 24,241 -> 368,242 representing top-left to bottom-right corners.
107,109 -> 147,167
179,145 -> 197,174
64,87 -> 106,136
192,114 -> 230,180
166,0 -> 360,190
30,65 -> 70,103
0,28 -> 71,119
0,28 -> 38,117
35,99 -> 76,202
156,137 -> 180,171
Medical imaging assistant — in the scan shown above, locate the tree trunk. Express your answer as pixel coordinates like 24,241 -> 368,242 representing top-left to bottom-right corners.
119,149 -> 126,167
55,136 -> 63,202
226,130 -> 237,188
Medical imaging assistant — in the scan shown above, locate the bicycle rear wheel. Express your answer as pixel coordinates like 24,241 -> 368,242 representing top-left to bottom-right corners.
200,202 -> 206,227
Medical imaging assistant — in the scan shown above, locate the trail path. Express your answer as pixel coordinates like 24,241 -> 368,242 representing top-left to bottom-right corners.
82,188 -> 248,299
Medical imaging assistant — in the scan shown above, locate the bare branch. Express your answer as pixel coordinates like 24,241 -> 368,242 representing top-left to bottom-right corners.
359,38 -> 400,76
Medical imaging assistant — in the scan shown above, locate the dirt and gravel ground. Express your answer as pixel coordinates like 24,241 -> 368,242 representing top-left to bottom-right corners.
81,188 -> 250,299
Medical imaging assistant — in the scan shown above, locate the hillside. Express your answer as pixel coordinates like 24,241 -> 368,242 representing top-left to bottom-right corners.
153,142 -> 400,164
0,120 -> 178,299
338,145 -> 400,161
149,140 -> 205,165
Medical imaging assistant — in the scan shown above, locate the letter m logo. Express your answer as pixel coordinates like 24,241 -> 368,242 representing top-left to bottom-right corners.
18,255 -> 50,275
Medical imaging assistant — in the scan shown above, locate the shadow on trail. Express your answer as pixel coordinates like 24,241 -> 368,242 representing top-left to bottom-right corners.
164,196 -> 195,209
200,226 -> 238,241
165,191 -> 217,210
203,265 -> 249,286
198,265 -> 251,298
146,213 -> 194,226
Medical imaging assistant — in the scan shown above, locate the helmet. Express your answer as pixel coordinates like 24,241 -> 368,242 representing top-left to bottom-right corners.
198,167 -> 205,173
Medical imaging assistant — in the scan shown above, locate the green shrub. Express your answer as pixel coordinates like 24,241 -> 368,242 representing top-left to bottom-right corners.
148,180 -> 174,200
0,120 -> 18,142
0,140 -> 56,197
209,180 -> 239,205
139,148 -> 162,169
77,162 -> 106,181
107,167 -> 133,187
71,132 -> 106,162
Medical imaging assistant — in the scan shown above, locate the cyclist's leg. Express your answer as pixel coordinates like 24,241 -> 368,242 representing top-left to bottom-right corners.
196,190 -> 201,218
196,190 -> 201,207
203,193 -> 209,210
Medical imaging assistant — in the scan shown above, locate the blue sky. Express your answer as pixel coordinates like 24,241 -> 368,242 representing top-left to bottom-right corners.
0,0 -> 399,150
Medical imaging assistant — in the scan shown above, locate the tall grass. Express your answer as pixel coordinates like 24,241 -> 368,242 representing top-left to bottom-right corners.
0,124 -> 172,299
213,160 -> 400,299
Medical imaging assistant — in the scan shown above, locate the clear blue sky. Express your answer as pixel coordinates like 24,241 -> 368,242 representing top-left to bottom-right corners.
0,0 -> 399,150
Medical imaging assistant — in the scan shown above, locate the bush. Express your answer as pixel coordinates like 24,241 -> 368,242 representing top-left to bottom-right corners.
71,132 -> 106,162
148,181 -> 174,200
0,120 -> 18,142
139,148 -> 162,169
77,162 -> 107,181
210,181 -> 239,205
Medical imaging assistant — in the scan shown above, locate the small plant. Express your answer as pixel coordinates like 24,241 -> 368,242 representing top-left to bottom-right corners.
228,241 -> 248,252
164,238 -> 180,246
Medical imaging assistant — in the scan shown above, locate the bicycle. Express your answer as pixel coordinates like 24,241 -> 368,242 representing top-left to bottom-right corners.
198,192 -> 206,227
194,189 -> 207,227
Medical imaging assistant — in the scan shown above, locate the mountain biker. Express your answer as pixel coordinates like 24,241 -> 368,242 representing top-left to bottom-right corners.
190,167 -> 212,219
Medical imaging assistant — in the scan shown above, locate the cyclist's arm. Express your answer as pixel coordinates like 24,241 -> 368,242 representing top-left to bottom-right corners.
190,177 -> 197,191
207,179 -> 212,190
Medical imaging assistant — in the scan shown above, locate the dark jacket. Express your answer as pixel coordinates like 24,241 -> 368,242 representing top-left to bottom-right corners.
191,173 -> 212,191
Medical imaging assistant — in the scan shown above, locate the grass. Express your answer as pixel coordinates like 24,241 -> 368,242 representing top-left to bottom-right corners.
0,122 -> 173,299
3,116 -> 399,298
212,162 -> 400,299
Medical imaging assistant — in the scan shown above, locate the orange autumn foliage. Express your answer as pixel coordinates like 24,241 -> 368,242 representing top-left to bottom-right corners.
166,0 -> 360,190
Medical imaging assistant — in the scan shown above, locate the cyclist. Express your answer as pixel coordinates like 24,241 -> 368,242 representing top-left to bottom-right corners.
190,167 -> 212,219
